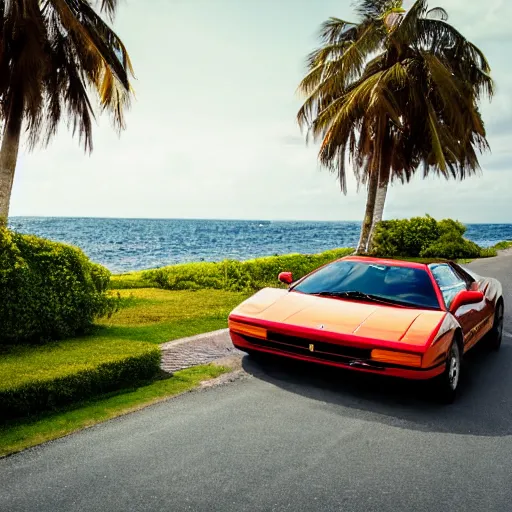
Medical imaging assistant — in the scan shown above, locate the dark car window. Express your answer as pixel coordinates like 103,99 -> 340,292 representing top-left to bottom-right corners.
292,260 -> 440,309
430,263 -> 467,308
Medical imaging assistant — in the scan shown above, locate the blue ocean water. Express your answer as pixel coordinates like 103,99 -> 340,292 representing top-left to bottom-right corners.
8,217 -> 512,274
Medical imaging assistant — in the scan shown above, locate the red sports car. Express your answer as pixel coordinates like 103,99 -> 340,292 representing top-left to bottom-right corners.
228,256 -> 504,402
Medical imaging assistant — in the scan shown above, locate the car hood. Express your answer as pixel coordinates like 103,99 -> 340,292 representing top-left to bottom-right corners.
230,288 -> 446,347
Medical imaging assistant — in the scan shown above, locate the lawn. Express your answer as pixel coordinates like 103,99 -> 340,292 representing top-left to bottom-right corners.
0,287 -> 247,456
96,288 -> 250,342
1,288 -> 247,393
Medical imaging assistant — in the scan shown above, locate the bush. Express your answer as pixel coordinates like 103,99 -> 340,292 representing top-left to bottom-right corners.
371,216 -> 440,258
493,241 -> 512,251
419,236 -> 485,260
371,216 -> 496,260
0,344 -> 160,419
143,248 -> 355,292
0,227 -> 117,344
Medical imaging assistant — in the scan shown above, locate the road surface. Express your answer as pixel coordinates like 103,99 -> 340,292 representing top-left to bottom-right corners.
1,254 -> 511,512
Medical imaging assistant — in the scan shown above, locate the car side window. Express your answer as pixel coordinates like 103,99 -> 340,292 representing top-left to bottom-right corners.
430,264 -> 467,308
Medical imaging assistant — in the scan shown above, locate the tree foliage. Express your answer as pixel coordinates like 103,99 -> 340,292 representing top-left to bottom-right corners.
0,0 -> 134,152
297,0 -> 493,203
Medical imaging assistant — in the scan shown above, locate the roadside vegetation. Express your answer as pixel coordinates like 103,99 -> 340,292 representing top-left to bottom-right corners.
370,216 -> 498,260
0,227 -> 116,344
493,241 -> 512,251
0,287 -> 248,418
141,248 -> 354,292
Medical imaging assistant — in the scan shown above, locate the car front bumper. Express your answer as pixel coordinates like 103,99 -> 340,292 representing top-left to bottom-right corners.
230,331 -> 446,381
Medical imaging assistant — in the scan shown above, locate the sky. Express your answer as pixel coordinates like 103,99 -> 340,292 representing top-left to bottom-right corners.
9,0 -> 512,223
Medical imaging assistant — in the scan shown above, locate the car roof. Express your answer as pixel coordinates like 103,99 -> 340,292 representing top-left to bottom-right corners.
342,255 -> 453,269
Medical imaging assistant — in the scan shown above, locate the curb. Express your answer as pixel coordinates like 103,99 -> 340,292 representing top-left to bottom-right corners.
160,329 -> 229,350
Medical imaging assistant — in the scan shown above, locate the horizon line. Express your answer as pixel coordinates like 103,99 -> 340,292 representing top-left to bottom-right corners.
8,215 -> 512,225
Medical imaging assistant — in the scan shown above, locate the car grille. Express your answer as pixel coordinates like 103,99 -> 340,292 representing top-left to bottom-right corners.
240,331 -> 372,364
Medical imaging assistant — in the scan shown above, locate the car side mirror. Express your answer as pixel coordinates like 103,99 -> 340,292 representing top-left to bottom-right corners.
278,272 -> 293,285
449,290 -> 484,313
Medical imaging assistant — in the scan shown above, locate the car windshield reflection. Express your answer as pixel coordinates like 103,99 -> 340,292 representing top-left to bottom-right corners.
292,260 -> 440,310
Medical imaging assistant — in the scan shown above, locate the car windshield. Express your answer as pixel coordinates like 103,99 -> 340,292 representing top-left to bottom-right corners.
292,260 -> 440,310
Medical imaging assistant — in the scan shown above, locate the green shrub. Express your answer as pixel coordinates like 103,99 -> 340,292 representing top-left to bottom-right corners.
437,218 -> 466,237
419,235 -> 483,260
143,248 -> 354,292
371,215 -> 495,260
493,241 -> 512,251
0,227 -> 117,344
479,247 -> 498,258
371,215 -> 440,257
0,344 -> 160,419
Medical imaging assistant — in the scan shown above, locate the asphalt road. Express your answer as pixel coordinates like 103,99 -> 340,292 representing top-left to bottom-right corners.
1,255 -> 512,512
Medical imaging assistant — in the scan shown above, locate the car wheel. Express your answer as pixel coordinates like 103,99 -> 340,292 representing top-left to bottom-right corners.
434,339 -> 461,404
488,301 -> 504,351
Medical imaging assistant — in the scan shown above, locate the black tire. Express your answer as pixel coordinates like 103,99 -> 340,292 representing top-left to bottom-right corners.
433,339 -> 462,404
488,301 -> 504,351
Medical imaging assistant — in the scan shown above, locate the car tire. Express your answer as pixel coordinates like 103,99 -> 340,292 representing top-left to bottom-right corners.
488,301 -> 504,351
433,339 -> 462,404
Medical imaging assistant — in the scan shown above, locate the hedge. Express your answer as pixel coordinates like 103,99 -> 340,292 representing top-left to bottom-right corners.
0,227 -> 116,344
0,342 -> 161,419
371,216 -> 497,260
142,248 -> 355,292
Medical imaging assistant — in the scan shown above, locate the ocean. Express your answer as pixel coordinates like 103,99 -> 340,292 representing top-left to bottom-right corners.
8,217 -> 512,274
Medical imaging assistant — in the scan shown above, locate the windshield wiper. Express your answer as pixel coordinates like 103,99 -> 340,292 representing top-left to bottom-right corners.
313,291 -> 414,307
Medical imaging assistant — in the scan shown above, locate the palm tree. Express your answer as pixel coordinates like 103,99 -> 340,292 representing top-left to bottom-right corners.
297,0 -> 493,253
0,0 -> 134,222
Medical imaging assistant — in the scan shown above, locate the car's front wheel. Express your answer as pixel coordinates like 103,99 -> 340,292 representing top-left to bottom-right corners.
488,301 -> 504,351
434,339 -> 461,404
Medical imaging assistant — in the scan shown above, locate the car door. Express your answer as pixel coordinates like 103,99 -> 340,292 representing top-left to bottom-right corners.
430,263 -> 483,351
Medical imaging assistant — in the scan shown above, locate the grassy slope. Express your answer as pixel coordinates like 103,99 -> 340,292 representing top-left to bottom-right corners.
0,287 -> 247,456
494,241 -> 512,251
0,364 -> 228,457
0,338 -> 156,391
0,289 -> 248,393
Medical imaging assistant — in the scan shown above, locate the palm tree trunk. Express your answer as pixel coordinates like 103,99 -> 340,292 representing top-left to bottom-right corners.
366,174 -> 389,251
356,169 -> 379,254
372,176 -> 388,228
0,95 -> 23,225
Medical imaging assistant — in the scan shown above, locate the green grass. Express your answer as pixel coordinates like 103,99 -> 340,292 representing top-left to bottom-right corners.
110,272 -> 151,289
0,338 -> 156,391
1,288 -> 246,392
493,240 -> 512,251
0,364 -> 229,458
96,288 -> 249,343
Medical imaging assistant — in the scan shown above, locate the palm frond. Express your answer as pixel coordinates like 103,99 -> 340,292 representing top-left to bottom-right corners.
297,0 -> 492,193
426,7 -> 448,21
318,17 -> 358,44
0,0 -> 133,153
356,0 -> 403,20
98,0 -> 119,21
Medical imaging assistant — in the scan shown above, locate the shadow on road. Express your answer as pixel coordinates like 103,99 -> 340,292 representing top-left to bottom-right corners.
241,339 -> 512,437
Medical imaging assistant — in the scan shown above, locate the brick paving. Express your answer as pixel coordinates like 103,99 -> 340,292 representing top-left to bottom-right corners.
160,329 -> 244,373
